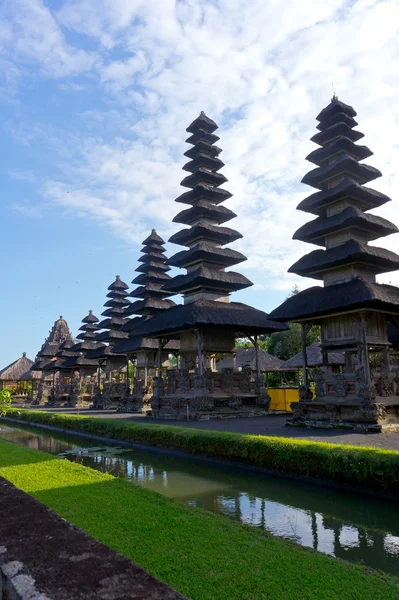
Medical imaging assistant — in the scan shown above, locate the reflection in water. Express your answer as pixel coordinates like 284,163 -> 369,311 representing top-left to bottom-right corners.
1,424 -> 399,576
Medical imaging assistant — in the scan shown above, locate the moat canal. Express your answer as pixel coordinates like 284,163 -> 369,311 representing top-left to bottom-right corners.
1,422 -> 398,576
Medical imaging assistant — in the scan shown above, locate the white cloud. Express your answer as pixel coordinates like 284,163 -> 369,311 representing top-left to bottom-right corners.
4,0 -> 399,293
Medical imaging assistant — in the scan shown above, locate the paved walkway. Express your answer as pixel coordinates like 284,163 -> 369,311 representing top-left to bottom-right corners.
14,405 -> 399,451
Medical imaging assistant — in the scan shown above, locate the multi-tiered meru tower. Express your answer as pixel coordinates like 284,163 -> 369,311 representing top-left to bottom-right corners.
133,112 -> 287,420
112,230 -> 179,412
270,97 -> 399,430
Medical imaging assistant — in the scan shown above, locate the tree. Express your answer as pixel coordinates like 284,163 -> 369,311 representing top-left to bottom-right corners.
258,286 -> 320,361
0,388 -> 12,416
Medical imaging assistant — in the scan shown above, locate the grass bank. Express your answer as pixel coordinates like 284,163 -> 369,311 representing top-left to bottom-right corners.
1,438 -> 398,600
4,407 -> 399,495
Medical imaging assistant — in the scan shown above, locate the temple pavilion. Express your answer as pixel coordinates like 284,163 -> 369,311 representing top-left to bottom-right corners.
112,230 -> 179,412
132,111 -> 287,420
0,353 -> 39,395
30,316 -> 74,404
269,96 -> 399,430
86,276 -> 130,407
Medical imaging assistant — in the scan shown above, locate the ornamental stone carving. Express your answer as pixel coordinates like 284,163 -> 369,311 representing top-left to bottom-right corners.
133,377 -> 144,396
333,374 -> 349,397
204,368 -> 214,393
377,373 -> 392,398
325,404 -> 339,421
241,365 -> 252,393
166,370 -> 177,394
222,368 -> 233,393
228,397 -> 242,409
189,396 -> 215,411
299,385 -> 313,401
256,391 -> 271,410
313,368 -> 325,397
178,369 -> 190,393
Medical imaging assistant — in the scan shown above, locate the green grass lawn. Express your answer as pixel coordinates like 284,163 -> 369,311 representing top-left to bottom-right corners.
1,438 -> 398,600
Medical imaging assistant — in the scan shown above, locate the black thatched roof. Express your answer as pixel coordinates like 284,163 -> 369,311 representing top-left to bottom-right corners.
124,298 -> 176,316
316,97 -> 357,121
168,221 -> 242,247
142,229 -> 165,246
316,111 -> 358,132
289,239 -> 399,279
69,340 -> 105,353
185,129 -> 220,146
81,310 -> 100,324
302,154 -> 381,190
61,356 -> 99,369
297,178 -> 391,216
269,278 -> 399,322
183,153 -> 225,174
306,137 -> 372,167
181,168 -> 228,190
173,201 -> 236,226
132,271 -> 170,285
186,111 -> 218,134
280,342 -> 345,369
163,267 -> 253,294
0,353 -> 34,381
175,183 -> 232,206
167,242 -> 247,269
131,299 -> 288,338
293,206 -> 398,246
310,123 -> 364,146
216,347 -> 285,372
112,336 -> 179,354
108,275 -> 129,292
86,346 -> 128,361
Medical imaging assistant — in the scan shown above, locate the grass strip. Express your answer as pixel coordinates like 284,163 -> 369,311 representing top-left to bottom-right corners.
0,438 -> 398,600
5,407 -> 399,495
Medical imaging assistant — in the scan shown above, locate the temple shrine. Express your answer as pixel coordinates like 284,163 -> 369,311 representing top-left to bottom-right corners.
30,316 -> 74,405
269,96 -> 399,430
112,230 -> 179,412
86,276 -> 130,408
132,112 -> 287,419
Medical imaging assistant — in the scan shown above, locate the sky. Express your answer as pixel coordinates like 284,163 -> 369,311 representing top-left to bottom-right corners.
1,0 -> 399,367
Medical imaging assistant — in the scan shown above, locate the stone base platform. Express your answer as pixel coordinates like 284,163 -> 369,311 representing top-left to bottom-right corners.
289,396 -> 399,432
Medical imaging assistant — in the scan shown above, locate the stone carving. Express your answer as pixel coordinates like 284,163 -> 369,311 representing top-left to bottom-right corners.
133,377 -> 144,396
189,396 -> 214,411
241,365 -> 252,393
178,369 -> 190,393
256,390 -> 271,409
313,368 -> 325,397
299,385 -> 313,401
221,368 -> 233,393
228,397 -> 242,409
377,373 -> 392,397
291,402 -> 309,420
333,374 -> 348,397
145,376 -> 154,395
204,368 -> 214,393
357,402 -> 387,423
192,370 -> 205,390
325,404 -> 339,421
166,370 -> 177,394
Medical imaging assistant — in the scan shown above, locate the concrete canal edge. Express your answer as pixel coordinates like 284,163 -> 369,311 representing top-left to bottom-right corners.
1,415 -> 399,502
0,476 -> 188,600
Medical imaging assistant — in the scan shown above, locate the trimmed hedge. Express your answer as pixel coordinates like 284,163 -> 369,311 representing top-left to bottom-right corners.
4,407 -> 399,495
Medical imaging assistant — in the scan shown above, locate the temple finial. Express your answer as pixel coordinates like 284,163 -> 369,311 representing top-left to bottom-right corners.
331,82 -> 337,102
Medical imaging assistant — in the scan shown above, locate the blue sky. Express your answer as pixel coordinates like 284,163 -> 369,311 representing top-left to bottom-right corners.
1,0 -> 399,367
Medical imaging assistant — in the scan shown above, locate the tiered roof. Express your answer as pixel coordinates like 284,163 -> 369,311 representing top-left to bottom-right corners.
63,310 -> 105,368
31,316 -> 73,371
43,339 -> 79,372
112,231 -> 179,354
131,113 -> 288,339
164,111 -> 251,302
270,97 -> 399,322
87,276 -> 130,359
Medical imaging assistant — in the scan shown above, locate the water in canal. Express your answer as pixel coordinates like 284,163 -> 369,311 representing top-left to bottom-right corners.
1,422 -> 398,576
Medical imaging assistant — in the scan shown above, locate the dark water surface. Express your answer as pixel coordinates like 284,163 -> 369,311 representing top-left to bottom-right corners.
1,422 -> 398,575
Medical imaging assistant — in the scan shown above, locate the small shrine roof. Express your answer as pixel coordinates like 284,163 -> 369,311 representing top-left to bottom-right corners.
0,353 -> 34,381
186,111 -> 218,134
280,342 -> 345,369
167,242 -> 247,269
175,183 -> 232,205
316,97 -> 357,122
112,336 -> 179,354
173,201 -> 236,226
168,221 -> 242,247
216,347 -> 285,372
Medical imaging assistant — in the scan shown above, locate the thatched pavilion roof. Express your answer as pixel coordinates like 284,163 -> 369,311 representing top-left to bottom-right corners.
280,342 -> 345,369
0,353 -> 34,381
216,347 -> 286,372
131,300 -> 288,338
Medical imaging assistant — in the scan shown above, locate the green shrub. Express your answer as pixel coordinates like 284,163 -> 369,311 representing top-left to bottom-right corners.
4,408 -> 399,495
0,389 -> 12,416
